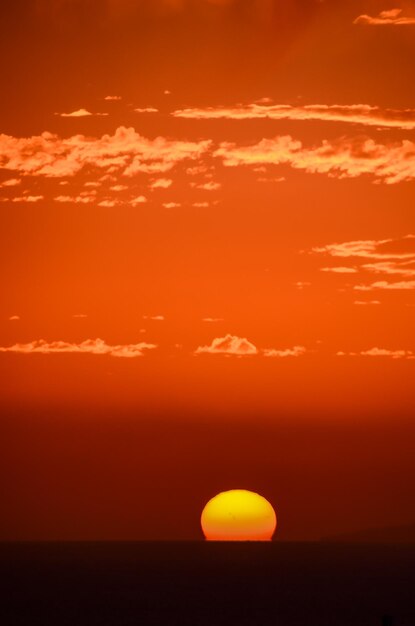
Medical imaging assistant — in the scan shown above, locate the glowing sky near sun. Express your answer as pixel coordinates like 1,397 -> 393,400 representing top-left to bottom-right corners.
1,0 -> 415,542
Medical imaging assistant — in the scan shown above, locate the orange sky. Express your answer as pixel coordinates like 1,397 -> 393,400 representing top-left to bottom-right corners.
1,0 -> 415,541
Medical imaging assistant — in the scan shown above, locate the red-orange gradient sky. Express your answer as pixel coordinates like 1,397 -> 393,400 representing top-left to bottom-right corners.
1,0 -> 415,541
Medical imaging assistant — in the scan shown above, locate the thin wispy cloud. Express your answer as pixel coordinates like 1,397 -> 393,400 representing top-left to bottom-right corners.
134,107 -> 159,114
312,236 -> 415,261
257,176 -> 285,183
202,317 -> 224,322
338,347 -> 415,359
313,235 -> 415,291
361,262 -> 415,277
321,267 -> 358,274
354,280 -> 415,291
0,338 -> 157,358
173,102 -> 415,130
263,346 -> 306,358
354,9 -> 415,25
12,195 -> 44,203
191,181 -> 221,191
56,109 -> 109,118
142,315 -> 165,321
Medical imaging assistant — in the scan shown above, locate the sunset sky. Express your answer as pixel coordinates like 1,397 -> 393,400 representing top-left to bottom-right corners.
1,0 -> 415,541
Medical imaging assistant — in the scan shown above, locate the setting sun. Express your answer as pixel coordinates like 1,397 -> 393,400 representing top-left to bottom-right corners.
201,489 -> 277,541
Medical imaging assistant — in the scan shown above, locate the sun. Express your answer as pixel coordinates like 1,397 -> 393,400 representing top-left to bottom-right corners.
201,489 -> 277,541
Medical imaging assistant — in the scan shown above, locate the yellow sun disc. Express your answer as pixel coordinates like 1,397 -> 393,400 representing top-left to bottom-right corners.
201,489 -> 277,541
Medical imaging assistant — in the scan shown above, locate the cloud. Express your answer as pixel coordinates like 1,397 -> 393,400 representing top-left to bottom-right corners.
354,9 -> 415,25
104,96 -> 122,101
98,199 -> 118,207
186,165 -> 211,176
354,300 -> 381,306
313,235 -> 415,292
5,127 -> 415,193
321,267 -> 358,274
361,262 -> 415,277
0,126 -> 211,179
150,178 -> 173,189
195,334 -> 258,356
257,176 -> 286,183
109,184 -> 128,191
195,335 -> 307,357
57,108 -> 93,117
56,108 -> 109,118
263,346 -> 306,358
191,181 -> 221,191
312,236 -> 415,261
85,181 -> 102,188
134,107 -> 159,114
214,136 -> 415,184
130,195 -> 148,206
202,317 -> 224,322
360,347 -> 414,359
338,347 -> 414,359
142,315 -> 165,321
174,102 -> 415,130
123,133 -> 211,177
54,195 -> 94,204
12,195 -> 44,203
354,280 -> 415,291
8,315 -> 20,321
0,338 -> 157,358
124,161 -> 173,175
163,202 -> 181,208
73,313 -> 87,318
0,178 -> 21,187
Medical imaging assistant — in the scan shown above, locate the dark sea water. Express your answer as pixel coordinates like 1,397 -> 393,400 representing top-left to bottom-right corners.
0,542 -> 414,626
